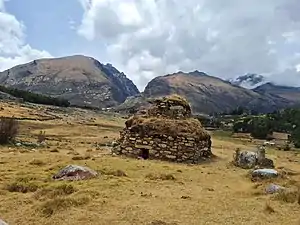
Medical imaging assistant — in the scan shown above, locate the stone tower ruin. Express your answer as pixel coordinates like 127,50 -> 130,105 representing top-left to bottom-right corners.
113,95 -> 212,163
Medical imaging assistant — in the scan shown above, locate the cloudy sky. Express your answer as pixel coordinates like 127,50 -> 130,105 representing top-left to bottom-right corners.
1,0 -> 300,90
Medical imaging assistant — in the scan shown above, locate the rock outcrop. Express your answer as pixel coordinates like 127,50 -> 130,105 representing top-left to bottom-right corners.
52,165 -> 98,181
113,95 -> 212,163
233,146 -> 274,169
0,55 -> 139,108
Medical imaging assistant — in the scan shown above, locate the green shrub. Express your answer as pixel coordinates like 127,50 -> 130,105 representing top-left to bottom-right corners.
291,127 -> 300,148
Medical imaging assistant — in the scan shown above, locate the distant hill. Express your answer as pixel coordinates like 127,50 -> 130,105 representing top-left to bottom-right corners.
2,55 -> 300,114
117,71 -> 294,114
253,82 -> 300,105
0,85 -> 70,107
0,55 -> 139,108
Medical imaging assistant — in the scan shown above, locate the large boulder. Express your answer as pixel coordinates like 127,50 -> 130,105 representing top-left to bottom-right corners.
233,150 -> 258,169
52,165 -> 98,181
233,146 -> 274,169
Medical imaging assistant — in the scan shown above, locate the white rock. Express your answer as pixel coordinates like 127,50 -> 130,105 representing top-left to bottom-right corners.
52,165 -> 98,181
252,169 -> 278,179
0,219 -> 8,225
265,184 -> 285,194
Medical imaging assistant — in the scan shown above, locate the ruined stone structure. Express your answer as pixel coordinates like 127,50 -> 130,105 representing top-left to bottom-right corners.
113,95 -> 212,163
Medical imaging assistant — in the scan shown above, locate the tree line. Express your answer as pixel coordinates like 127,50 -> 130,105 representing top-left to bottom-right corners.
0,85 -> 70,107
232,108 -> 300,147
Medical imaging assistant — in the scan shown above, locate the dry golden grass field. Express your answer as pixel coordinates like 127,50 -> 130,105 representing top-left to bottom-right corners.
0,101 -> 300,225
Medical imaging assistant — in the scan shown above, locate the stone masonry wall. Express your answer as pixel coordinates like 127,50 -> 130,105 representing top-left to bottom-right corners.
147,101 -> 191,119
114,130 -> 211,163
113,96 -> 212,163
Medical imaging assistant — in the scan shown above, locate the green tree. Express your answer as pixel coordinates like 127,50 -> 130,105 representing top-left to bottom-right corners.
291,126 -> 300,148
249,117 -> 273,139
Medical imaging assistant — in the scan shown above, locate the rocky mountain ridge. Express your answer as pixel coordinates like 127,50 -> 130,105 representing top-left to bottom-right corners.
1,55 -> 300,114
0,55 -> 139,108
117,71 -> 300,114
253,82 -> 300,104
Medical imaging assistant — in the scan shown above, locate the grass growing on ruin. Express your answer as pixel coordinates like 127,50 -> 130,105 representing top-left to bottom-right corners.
127,116 -> 209,138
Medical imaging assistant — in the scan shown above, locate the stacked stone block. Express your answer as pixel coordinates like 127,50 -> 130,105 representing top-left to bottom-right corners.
113,95 -> 212,163
114,132 -> 211,163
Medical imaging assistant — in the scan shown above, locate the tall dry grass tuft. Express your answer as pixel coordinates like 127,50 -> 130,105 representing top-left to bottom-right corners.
0,117 -> 19,144
37,130 -> 46,143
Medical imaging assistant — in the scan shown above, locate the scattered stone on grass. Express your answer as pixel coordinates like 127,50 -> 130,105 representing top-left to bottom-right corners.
265,184 -> 285,194
52,165 -> 98,181
14,141 -> 45,148
252,169 -> 278,180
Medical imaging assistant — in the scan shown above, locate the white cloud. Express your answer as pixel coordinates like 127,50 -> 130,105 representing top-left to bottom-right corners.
0,1 -> 51,72
0,0 -> 5,11
78,0 -> 300,90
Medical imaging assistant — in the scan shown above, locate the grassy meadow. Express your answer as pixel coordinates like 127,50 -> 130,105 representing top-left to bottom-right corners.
0,102 -> 300,225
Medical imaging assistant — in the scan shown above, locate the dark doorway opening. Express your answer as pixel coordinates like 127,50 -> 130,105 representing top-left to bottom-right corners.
140,148 -> 149,159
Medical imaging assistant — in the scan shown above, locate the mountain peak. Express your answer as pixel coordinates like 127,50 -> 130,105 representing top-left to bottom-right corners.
229,73 -> 265,89
188,70 -> 208,76
143,70 -> 290,114
0,55 -> 139,108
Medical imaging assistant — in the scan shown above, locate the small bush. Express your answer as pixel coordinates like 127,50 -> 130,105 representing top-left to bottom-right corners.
100,169 -> 127,177
39,196 -> 89,217
274,189 -> 300,203
37,131 -> 46,143
145,173 -> 176,181
35,184 -> 76,200
50,149 -> 59,153
149,220 -> 178,225
0,117 -> 19,144
29,159 -> 46,166
71,155 -> 91,160
5,181 -> 39,193
283,143 -> 291,151
264,203 -> 275,214
15,176 -> 37,183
